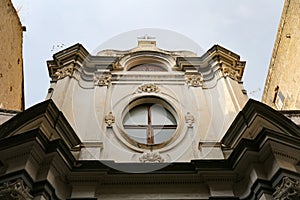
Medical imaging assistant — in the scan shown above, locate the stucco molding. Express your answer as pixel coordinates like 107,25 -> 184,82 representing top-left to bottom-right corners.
273,176 -> 299,200
139,152 -> 164,163
185,74 -> 203,87
185,112 -> 195,127
0,179 -> 33,200
105,112 -> 115,127
272,149 -> 298,161
54,64 -> 74,80
137,83 -> 160,93
94,73 -> 112,86
221,63 -> 243,81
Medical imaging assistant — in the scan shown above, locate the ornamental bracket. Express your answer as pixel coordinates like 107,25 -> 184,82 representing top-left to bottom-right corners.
185,112 -> 195,127
137,83 -> 160,93
105,112 -> 115,127
139,151 -> 164,163
0,179 -> 33,200
273,177 -> 300,200
94,73 -> 112,86
185,73 -> 203,87
54,63 -> 75,80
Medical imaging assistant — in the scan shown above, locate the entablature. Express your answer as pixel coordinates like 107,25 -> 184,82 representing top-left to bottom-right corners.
47,43 -> 246,84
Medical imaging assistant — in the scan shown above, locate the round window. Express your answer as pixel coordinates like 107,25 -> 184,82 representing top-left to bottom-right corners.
123,103 -> 177,145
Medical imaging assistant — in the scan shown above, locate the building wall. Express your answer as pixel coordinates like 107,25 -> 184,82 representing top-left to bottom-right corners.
46,43 -> 248,163
262,0 -> 300,110
0,0 -> 24,111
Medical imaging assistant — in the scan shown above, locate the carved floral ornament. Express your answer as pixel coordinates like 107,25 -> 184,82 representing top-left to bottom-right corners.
0,179 -> 33,200
94,73 -> 112,86
273,177 -> 300,200
185,74 -> 203,87
221,66 -> 242,81
139,151 -> 164,163
54,64 -> 74,80
105,112 -> 115,127
137,83 -> 160,93
185,112 -> 195,127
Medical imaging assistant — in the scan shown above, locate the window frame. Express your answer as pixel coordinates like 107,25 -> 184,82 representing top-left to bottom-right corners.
123,103 -> 177,145
121,97 -> 179,148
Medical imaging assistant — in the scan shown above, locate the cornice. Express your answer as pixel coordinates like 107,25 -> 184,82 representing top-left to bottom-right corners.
46,43 -> 246,84
38,127 -> 300,177
176,44 -> 245,81
0,121 -> 299,199
52,43 -> 89,67
222,99 -> 300,149
0,100 -> 81,149
0,129 -> 76,167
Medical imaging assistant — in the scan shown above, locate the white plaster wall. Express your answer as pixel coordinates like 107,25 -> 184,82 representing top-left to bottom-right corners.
49,61 -> 247,163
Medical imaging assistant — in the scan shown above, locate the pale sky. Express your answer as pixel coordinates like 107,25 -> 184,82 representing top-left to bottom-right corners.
12,0 -> 284,108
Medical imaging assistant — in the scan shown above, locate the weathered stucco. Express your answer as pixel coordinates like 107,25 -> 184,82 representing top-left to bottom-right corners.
262,0 -> 300,110
0,0 -> 24,111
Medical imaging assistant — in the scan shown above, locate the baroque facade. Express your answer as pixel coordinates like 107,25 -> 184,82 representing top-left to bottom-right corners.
0,38 -> 299,200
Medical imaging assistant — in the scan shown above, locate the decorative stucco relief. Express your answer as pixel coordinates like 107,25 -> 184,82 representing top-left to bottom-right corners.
94,74 -> 112,86
221,65 -> 242,81
105,112 -> 115,127
54,64 -> 74,80
138,83 -> 160,93
139,152 -> 164,163
113,62 -> 123,70
0,179 -> 33,200
185,74 -> 203,87
273,177 -> 299,200
185,112 -> 195,127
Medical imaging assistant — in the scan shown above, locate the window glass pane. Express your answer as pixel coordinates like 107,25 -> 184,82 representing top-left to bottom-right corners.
129,64 -> 167,71
123,102 -> 177,145
150,104 -> 176,125
153,128 -> 176,144
123,105 -> 148,125
125,128 -> 147,144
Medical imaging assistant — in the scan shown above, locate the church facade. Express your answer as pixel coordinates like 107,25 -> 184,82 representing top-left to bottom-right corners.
0,38 -> 300,199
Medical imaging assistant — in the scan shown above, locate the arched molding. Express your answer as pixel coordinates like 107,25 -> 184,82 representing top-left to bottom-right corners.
117,51 -> 176,72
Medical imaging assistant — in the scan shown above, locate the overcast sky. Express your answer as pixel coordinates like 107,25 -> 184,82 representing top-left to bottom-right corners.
12,0 -> 284,108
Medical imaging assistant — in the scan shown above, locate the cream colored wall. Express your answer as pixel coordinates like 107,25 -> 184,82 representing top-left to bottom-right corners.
48,57 -> 248,163
262,0 -> 300,110
0,0 -> 24,111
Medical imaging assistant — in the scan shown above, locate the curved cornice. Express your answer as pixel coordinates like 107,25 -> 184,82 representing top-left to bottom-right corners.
46,43 -> 246,83
116,50 -> 176,71
176,44 -> 246,81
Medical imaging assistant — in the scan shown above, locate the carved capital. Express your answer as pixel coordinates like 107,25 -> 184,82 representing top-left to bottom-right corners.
94,73 -> 112,86
113,62 -> 123,70
54,64 -> 74,80
138,83 -> 160,93
221,64 -> 243,81
185,74 -> 203,87
185,112 -> 195,127
105,112 -> 115,127
139,152 -> 164,163
0,179 -> 33,200
273,177 -> 299,200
